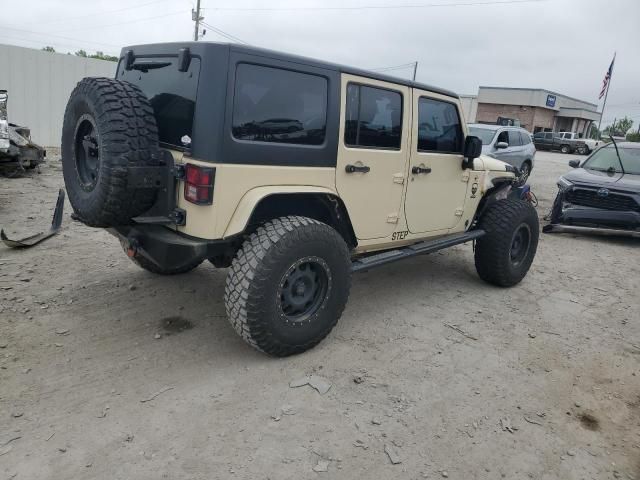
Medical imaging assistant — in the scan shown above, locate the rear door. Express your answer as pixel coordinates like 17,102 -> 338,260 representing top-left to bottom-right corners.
404,91 -> 467,233
335,74 -> 410,240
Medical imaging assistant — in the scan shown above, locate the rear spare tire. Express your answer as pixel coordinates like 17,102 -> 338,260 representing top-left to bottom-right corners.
61,77 -> 159,227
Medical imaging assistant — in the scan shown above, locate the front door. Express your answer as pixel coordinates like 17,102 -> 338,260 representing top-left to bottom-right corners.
335,74 -> 410,240
404,91 -> 468,234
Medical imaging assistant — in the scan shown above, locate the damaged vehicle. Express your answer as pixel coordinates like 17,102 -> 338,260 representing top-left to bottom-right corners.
545,141 -> 640,237
59,42 -> 539,356
0,90 -> 46,176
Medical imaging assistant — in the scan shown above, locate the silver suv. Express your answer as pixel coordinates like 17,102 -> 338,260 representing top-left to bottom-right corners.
468,124 -> 536,181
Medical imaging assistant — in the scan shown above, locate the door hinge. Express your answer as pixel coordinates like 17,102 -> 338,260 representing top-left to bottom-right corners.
455,208 -> 464,217
386,214 -> 399,224
392,173 -> 405,184
461,170 -> 470,182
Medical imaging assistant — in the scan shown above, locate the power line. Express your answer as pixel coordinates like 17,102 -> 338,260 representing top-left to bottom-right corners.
32,0 -> 178,27
47,11 -> 187,34
205,0 -> 545,12
371,62 -> 416,72
0,24 -> 121,49
0,34 -> 118,56
200,21 -> 249,44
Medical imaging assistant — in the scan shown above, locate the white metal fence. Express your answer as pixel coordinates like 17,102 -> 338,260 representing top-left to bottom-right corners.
0,44 -> 116,146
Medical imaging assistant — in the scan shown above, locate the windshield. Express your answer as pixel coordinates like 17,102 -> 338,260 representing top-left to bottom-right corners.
117,56 -> 200,149
468,126 -> 497,145
583,145 -> 640,175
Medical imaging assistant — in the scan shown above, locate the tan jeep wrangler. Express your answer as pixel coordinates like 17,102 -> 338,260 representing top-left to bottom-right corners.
61,42 -> 539,356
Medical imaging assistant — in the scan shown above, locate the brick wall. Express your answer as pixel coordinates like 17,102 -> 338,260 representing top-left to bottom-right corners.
476,103 -> 556,133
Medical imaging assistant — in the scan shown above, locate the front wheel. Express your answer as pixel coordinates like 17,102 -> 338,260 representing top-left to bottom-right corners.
474,199 -> 539,287
224,216 -> 352,357
518,161 -> 531,184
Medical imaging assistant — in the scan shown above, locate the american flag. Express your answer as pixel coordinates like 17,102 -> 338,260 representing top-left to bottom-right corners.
599,54 -> 615,99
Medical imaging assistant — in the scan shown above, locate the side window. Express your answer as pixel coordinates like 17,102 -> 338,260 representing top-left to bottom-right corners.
232,64 -> 327,146
520,132 -> 531,145
533,132 -> 543,140
508,130 -> 522,146
545,133 -> 553,140
497,131 -> 509,144
417,97 -> 463,153
345,84 -> 402,149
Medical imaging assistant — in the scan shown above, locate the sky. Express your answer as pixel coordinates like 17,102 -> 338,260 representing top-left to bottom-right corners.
1,0 -> 639,129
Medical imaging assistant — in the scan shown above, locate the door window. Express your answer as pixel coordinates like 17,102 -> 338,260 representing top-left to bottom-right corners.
344,84 -> 402,149
508,130 -> 522,146
417,98 -> 463,153
497,131 -> 509,144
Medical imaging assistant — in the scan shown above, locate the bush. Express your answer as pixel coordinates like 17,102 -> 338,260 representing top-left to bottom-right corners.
626,132 -> 640,143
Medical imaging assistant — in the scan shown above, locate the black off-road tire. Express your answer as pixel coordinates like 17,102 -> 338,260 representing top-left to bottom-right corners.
474,199 -> 539,287
61,77 -> 159,227
119,239 -> 203,275
224,216 -> 352,357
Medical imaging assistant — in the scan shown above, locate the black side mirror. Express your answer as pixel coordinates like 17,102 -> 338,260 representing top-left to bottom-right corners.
462,135 -> 482,169
568,160 -> 580,168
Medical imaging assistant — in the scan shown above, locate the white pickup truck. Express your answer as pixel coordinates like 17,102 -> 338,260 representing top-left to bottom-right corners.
557,132 -> 601,154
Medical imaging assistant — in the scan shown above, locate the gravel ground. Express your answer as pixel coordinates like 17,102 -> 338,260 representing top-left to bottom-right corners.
1,151 -> 639,480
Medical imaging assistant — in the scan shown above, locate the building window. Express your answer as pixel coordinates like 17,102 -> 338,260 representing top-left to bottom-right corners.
417,97 -> 463,153
232,64 -> 328,146
345,84 -> 403,150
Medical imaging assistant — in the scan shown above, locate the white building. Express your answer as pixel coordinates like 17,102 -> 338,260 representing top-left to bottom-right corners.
0,44 -> 116,146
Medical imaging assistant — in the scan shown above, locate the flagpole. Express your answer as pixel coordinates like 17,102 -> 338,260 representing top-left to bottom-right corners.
597,53 -> 616,138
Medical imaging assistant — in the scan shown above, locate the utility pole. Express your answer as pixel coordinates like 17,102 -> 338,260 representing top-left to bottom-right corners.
412,62 -> 418,81
193,0 -> 202,41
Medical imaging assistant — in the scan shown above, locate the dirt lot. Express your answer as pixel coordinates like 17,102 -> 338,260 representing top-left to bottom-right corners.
1,151 -> 639,480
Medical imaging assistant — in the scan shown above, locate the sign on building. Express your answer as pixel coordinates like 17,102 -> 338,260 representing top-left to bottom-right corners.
546,94 -> 556,108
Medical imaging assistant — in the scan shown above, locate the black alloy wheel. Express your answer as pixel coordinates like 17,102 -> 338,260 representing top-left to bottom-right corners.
74,114 -> 100,190
278,256 -> 331,324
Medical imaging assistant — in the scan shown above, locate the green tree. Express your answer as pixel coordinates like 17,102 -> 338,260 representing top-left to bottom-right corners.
603,117 -> 634,137
88,51 -> 118,62
75,49 -> 88,57
41,46 -> 56,52
616,116 -> 634,135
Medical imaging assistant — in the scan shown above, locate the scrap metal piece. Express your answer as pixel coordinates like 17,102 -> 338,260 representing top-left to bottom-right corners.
1,189 -> 65,248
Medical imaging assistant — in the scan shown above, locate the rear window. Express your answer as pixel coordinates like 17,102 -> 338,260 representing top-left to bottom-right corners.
117,56 -> 200,149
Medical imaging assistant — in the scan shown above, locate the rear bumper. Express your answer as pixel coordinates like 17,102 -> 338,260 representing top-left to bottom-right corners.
108,224 -> 238,271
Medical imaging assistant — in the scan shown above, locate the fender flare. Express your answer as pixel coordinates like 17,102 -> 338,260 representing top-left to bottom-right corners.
223,185 -> 339,238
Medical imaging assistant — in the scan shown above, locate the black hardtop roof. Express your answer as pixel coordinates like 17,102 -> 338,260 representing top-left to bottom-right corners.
121,41 -> 459,100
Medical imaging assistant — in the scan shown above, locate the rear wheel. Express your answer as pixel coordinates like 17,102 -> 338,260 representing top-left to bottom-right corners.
560,144 -> 570,154
474,199 -> 539,287
224,216 -> 352,356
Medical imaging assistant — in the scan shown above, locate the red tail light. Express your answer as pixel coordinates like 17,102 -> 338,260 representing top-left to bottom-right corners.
184,164 -> 215,205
